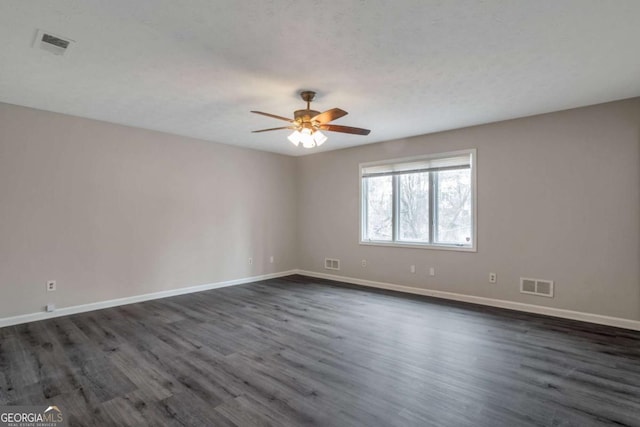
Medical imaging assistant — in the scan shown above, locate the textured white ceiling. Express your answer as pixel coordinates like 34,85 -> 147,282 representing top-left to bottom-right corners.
1,1 -> 639,156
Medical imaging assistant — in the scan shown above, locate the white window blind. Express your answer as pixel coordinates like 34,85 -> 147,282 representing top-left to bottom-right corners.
361,153 -> 471,178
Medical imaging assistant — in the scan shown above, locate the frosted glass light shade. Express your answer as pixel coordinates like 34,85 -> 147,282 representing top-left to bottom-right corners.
288,130 -> 301,146
300,128 -> 315,148
313,130 -> 327,146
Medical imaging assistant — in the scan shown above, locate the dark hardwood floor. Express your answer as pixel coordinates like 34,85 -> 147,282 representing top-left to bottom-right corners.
1,275 -> 639,426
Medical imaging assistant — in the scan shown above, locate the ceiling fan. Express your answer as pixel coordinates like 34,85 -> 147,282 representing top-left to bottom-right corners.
251,91 -> 371,148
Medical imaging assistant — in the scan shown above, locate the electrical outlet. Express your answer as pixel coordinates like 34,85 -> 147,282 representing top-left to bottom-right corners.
46,303 -> 56,312
248,258 -> 253,265
429,267 -> 435,276
361,259 -> 367,268
269,256 -> 274,264
410,265 -> 416,274
46,280 -> 56,292
489,272 -> 497,283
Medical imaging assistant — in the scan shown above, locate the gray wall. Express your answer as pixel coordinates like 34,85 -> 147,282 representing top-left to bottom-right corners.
297,98 -> 640,320
0,103 -> 298,318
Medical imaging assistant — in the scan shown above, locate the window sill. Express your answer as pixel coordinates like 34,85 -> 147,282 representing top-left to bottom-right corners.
359,240 -> 477,252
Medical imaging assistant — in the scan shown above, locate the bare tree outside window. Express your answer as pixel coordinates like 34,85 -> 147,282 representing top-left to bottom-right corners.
435,169 -> 471,244
361,150 -> 475,249
398,172 -> 429,241
365,176 -> 392,240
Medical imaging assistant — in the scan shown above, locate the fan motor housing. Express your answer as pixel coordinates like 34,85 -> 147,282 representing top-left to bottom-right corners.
294,109 -> 321,123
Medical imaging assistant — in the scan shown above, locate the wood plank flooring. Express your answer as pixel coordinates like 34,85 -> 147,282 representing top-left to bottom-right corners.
1,274 -> 639,426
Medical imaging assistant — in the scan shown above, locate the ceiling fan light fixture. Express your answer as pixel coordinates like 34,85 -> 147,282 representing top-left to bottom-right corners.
251,90 -> 371,148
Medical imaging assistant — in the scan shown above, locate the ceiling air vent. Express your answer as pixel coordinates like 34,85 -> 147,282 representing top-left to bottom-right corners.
33,29 -> 74,56
520,277 -> 554,298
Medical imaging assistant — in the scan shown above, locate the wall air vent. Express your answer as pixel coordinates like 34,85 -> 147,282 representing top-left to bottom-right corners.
324,258 -> 340,271
520,277 -> 554,298
33,29 -> 75,56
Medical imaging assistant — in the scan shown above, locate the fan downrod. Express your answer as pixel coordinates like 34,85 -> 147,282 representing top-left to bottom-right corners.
295,91 -> 318,122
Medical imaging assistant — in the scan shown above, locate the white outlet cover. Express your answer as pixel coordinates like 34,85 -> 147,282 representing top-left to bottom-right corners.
46,280 -> 56,291
361,260 -> 367,267
429,267 -> 435,276
410,265 -> 416,273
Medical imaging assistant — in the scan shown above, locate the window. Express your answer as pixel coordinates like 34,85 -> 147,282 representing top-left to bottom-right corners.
360,149 -> 476,251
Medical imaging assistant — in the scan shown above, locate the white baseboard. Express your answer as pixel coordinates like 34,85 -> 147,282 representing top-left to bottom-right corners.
3,269 -> 639,332
0,270 -> 298,328
296,270 -> 640,331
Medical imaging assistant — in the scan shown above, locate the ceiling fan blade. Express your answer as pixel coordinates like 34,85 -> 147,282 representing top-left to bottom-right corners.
312,108 -> 348,124
250,111 -> 294,123
252,126 -> 296,133
319,124 -> 371,135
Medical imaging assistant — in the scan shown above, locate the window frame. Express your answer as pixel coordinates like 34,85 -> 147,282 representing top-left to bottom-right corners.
359,149 -> 477,252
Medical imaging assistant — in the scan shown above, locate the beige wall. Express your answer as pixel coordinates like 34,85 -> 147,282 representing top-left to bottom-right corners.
297,98 -> 640,320
2,98 -> 639,322
0,103 -> 298,318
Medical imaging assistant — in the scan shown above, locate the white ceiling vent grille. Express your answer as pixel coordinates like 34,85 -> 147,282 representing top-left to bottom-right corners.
324,258 -> 340,270
33,29 -> 74,56
520,277 -> 554,298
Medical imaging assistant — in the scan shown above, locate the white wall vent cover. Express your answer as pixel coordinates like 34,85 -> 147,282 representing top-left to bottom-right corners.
324,258 -> 340,270
33,29 -> 75,56
520,277 -> 554,298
